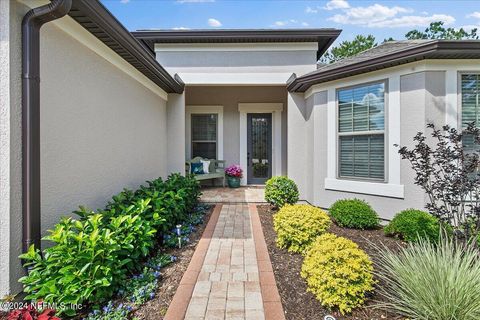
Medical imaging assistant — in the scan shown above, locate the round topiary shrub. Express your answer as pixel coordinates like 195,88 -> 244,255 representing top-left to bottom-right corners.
329,199 -> 379,229
273,204 -> 331,253
301,233 -> 375,314
265,176 -> 299,208
384,209 -> 441,242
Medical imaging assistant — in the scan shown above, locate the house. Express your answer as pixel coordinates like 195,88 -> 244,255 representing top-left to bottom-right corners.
1,0 -> 479,297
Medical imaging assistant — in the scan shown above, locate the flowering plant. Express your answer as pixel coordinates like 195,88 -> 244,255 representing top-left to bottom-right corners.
225,165 -> 243,178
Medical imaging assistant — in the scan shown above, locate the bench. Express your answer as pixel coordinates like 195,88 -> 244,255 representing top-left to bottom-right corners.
186,157 -> 226,187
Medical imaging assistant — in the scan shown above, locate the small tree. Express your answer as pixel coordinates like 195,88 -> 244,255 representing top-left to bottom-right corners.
397,123 -> 480,242
320,35 -> 377,64
406,21 -> 478,40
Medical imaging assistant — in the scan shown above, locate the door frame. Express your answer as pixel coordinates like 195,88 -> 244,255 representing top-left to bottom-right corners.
247,113 -> 272,184
238,103 -> 283,185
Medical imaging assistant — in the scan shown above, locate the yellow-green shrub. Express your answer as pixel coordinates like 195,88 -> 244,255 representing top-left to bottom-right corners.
301,233 -> 375,314
273,204 -> 330,253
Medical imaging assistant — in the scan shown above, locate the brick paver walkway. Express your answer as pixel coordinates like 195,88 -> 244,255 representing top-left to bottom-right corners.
165,204 -> 284,320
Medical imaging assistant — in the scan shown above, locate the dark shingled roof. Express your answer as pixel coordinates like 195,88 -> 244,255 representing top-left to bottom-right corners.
132,29 -> 342,60
68,0 -> 184,94
288,40 -> 480,92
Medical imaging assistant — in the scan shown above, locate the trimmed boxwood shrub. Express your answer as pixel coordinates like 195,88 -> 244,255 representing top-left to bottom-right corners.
384,209 -> 441,243
329,198 -> 379,229
265,176 -> 299,208
301,233 -> 375,314
273,204 -> 331,253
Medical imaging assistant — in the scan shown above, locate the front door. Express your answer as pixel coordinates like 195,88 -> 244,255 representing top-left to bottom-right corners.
247,113 -> 272,184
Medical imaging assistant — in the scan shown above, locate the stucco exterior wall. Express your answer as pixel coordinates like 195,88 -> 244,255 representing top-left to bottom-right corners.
156,50 -> 317,76
1,0 -> 171,295
39,22 -> 169,235
1,0 -> 24,297
167,93 -> 186,174
291,69 -> 449,220
185,86 -> 288,176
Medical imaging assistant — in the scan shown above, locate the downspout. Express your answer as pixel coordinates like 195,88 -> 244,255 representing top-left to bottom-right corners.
22,0 -> 72,254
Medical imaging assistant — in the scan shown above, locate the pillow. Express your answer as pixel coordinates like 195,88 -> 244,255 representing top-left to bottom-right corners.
191,162 -> 204,175
201,160 -> 210,174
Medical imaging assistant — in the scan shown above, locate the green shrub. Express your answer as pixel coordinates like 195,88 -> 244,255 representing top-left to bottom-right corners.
301,233 -> 375,314
19,174 -> 201,315
265,176 -> 299,208
384,209 -> 441,242
375,235 -> 480,320
273,204 -> 331,253
329,199 -> 379,229
20,199 -> 156,316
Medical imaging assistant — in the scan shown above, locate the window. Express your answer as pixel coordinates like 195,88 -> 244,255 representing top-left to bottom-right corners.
191,114 -> 217,159
338,82 -> 386,180
461,74 -> 480,150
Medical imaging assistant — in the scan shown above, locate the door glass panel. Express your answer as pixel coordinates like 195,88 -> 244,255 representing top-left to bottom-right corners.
251,116 -> 269,179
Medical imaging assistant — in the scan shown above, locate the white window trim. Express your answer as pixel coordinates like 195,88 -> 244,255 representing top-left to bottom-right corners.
186,106 -> 224,161
238,103 -> 283,186
325,75 -> 404,198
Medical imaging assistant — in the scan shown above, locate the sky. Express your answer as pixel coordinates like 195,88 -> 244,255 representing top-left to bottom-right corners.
102,0 -> 480,44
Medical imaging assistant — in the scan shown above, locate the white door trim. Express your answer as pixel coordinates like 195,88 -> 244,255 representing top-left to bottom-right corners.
238,103 -> 283,185
185,105 -> 224,161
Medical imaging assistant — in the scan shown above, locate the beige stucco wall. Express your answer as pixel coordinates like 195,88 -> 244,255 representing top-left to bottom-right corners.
289,69 -> 448,220
186,86 -> 288,175
1,0 -> 171,296
155,44 -> 318,76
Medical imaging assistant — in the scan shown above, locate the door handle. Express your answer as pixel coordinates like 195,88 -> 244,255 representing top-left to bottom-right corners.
247,152 -> 250,166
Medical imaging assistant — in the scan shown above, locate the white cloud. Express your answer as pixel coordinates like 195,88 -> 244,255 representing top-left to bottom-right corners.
323,0 -> 350,10
271,19 -> 309,27
329,4 -> 411,25
462,24 -> 480,32
172,27 -> 191,30
120,0 -> 130,3
467,12 -> 480,20
369,14 -> 455,28
208,18 -> 222,27
177,0 -> 214,3
305,6 -> 318,14
327,2 -> 455,28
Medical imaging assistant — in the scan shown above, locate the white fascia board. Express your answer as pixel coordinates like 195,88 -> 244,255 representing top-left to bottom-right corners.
155,42 -> 318,52
178,73 -> 293,85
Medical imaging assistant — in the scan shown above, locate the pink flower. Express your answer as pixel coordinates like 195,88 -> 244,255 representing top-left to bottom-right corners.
225,165 -> 243,178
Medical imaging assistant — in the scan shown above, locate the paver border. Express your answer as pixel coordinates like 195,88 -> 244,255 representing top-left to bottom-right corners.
249,204 -> 286,320
164,204 -> 223,320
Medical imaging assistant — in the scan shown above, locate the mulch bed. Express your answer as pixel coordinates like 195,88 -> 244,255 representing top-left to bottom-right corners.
132,205 -> 213,320
0,206 -> 214,320
257,205 -> 406,320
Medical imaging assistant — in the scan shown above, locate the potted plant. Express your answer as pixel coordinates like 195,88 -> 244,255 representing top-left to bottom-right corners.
225,165 -> 243,188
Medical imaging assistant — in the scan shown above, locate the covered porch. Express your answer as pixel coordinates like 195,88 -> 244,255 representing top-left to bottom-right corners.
184,86 -> 288,185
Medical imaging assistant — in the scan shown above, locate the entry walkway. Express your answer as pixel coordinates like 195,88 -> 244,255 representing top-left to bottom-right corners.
165,204 -> 285,320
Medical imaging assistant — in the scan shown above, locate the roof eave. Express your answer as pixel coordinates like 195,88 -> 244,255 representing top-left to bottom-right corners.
288,41 -> 480,92
69,0 -> 184,94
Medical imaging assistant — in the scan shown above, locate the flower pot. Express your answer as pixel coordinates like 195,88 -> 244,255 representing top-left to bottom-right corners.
227,176 -> 241,188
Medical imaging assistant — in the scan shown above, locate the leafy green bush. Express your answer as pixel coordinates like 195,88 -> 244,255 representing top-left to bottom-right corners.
375,235 -> 480,320
19,174 -> 201,315
20,200 -> 156,315
273,204 -> 331,253
384,209 -> 441,242
265,176 -> 299,208
301,233 -> 375,314
329,199 -> 379,229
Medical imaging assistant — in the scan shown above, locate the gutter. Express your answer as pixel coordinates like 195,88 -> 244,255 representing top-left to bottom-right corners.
22,0 -> 72,254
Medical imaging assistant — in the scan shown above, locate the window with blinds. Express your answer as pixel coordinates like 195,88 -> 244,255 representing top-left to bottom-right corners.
338,82 -> 386,180
191,114 -> 217,159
